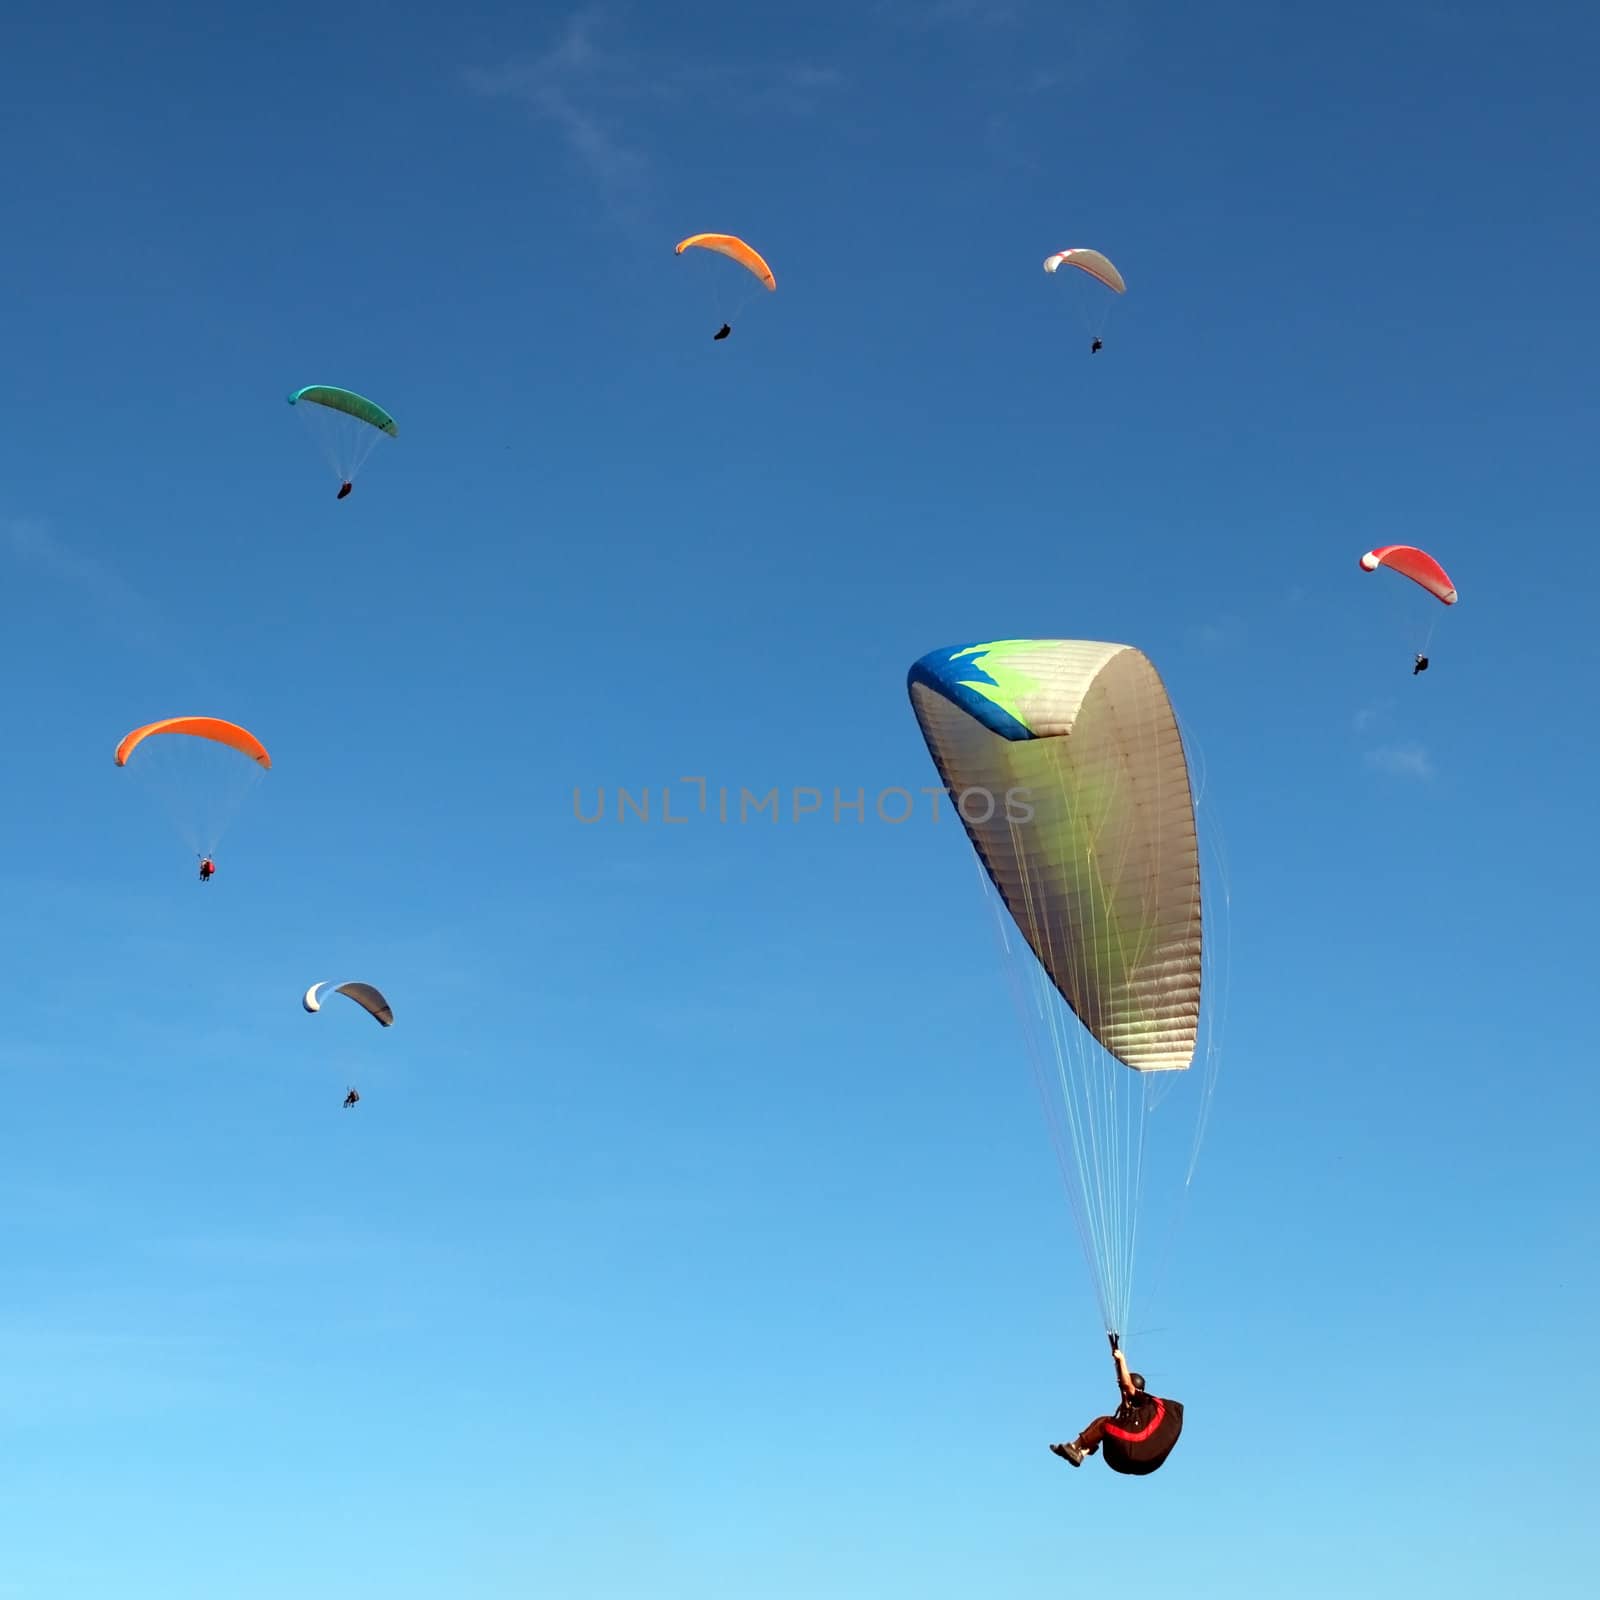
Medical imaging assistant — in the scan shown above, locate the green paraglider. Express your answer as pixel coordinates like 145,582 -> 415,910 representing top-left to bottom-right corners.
287,386 -> 398,436
287,385 -> 398,498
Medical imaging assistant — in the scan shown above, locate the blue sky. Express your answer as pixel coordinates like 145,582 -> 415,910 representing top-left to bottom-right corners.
2,0 -> 1598,1593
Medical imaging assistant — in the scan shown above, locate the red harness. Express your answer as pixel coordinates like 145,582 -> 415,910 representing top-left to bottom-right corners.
1104,1397 -> 1166,1444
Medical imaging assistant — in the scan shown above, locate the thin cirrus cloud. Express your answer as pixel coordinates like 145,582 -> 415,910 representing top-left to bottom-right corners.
2,514 -> 228,695
462,8 -> 844,211
463,10 -> 646,192
872,0 -> 1027,25
3,516 -> 151,629
1365,742 -> 1434,780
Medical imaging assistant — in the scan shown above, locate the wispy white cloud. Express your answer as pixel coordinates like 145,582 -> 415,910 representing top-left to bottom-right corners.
1021,0 -> 1135,88
3,516 -> 147,626
874,0 -> 1133,84
784,63 -> 846,92
915,0 -> 1137,170
761,61 -> 850,116
1186,616 -> 1240,652
463,9 -> 845,214
875,0 -> 1028,27
134,1221 -> 386,1270
1366,742 -> 1434,780
1,515 -> 223,692
0,1315 -> 235,1424
463,9 -> 646,193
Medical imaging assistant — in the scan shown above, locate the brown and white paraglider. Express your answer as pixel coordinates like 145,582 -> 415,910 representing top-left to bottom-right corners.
303,981 -> 393,1108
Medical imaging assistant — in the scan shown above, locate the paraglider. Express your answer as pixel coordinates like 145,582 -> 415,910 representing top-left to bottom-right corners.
908,639 -> 1215,1423
908,639 -> 1203,1087
1360,544 -> 1457,673
1044,248 -> 1125,352
1043,248 -> 1126,293
303,982 -> 394,1026
115,716 -> 271,870
1359,544 -> 1458,605
116,716 -> 271,772
1051,1339 -> 1185,1476
675,234 -> 775,341
287,385 -> 398,499
305,982 -> 392,1110
674,233 -> 776,290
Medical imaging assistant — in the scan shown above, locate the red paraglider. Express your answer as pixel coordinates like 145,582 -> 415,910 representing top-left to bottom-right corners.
1359,545 -> 1457,676
1359,545 -> 1458,605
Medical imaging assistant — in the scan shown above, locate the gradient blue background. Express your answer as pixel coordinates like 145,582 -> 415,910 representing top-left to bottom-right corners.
2,2 -> 1596,1594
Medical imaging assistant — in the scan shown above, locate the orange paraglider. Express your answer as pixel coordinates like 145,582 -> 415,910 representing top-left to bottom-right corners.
114,717 -> 272,770
115,716 -> 271,869
675,233 -> 776,340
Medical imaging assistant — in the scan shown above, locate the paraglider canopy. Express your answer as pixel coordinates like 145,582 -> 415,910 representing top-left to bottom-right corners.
908,639 -> 1201,1073
287,384 -> 398,495
1360,545 -> 1458,605
303,981 -> 394,1027
287,386 -> 399,437
115,716 -> 271,769
1043,248 -> 1126,294
674,234 -> 777,290
115,715 -> 272,862
1043,249 -> 1125,350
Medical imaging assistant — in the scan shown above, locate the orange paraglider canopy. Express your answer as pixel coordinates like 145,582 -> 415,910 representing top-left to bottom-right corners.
114,717 -> 272,769
674,234 -> 777,291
